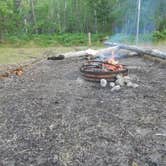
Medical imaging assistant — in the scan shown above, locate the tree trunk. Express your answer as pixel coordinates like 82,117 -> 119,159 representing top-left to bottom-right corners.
30,0 -> 37,34
105,42 -> 166,59
60,46 -> 119,58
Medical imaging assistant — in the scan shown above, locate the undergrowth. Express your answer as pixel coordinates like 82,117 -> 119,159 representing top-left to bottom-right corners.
0,33 -> 107,47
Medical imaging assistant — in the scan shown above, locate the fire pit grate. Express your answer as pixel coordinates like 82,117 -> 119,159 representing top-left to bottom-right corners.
80,60 -> 128,82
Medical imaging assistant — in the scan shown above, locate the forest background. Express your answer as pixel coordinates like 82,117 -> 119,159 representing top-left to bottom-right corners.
0,0 -> 166,65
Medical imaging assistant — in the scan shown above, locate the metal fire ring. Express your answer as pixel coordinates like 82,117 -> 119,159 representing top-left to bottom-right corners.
80,61 -> 128,82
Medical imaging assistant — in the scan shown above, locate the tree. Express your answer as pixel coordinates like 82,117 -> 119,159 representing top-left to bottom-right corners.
0,0 -> 13,41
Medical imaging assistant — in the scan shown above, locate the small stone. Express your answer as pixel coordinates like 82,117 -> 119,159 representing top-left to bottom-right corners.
124,76 -> 131,83
49,124 -> 54,131
109,82 -> 115,87
132,83 -> 139,88
132,161 -> 138,166
53,154 -> 59,163
76,77 -> 84,85
116,74 -> 123,80
100,79 -> 107,87
111,85 -> 121,92
115,78 -> 125,86
127,81 -> 133,87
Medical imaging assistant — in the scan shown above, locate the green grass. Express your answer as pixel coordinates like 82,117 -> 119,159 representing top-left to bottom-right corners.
1,33 -> 107,48
0,33 -> 107,65
0,46 -> 88,65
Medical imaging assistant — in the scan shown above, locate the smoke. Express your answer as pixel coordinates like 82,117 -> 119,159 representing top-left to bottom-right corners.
110,0 -> 161,43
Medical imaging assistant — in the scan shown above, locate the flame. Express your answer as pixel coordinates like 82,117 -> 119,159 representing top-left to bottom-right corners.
103,51 -> 124,71
107,50 -> 119,65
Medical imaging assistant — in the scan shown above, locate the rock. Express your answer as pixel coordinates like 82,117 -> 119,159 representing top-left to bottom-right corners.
109,82 -> 115,87
116,74 -> 123,80
49,124 -> 54,131
132,83 -> 139,88
126,81 -> 139,88
127,81 -> 133,87
111,85 -> 121,92
115,78 -> 125,86
132,161 -> 138,166
100,79 -> 107,87
124,76 -> 131,83
53,154 -> 59,163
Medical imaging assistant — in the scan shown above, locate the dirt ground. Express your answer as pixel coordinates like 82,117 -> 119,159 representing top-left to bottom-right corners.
0,55 -> 166,166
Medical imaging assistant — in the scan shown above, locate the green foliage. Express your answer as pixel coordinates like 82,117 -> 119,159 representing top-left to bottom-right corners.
153,30 -> 166,41
0,0 -> 166,43
3,33 -> 106,47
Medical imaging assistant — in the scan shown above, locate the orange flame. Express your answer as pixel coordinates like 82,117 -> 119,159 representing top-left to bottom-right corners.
107,50 -> 119,65
104,51 -> 124,71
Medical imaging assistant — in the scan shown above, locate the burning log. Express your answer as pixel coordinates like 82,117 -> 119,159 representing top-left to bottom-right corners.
104,42 -> 166,60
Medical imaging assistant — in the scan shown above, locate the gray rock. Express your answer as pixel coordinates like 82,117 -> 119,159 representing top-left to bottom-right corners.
100,79 -> 107,87
109,82 -> 115,87
111,85 -> 121,91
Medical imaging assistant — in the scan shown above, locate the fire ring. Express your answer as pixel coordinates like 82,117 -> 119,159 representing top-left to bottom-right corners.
80,60 -> 128,82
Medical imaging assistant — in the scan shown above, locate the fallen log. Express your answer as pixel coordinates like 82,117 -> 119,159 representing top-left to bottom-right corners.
60,46 -> 120,58
104,42 -> 166,60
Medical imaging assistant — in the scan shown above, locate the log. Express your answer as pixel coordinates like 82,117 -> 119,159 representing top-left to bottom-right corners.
61,46 -> 120,58
104,42 -> 166,59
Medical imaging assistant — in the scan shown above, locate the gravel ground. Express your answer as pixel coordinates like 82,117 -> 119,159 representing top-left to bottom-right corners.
0,56 -> 166,166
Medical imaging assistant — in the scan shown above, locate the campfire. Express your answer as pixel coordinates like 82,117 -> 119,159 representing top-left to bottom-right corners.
80,55 -> 128,82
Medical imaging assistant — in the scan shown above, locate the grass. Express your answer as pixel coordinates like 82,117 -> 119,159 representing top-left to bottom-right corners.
0,47 -> 79,65
1,33 -> 107,48
0,33 -> 107,65
0,32 -> 165,65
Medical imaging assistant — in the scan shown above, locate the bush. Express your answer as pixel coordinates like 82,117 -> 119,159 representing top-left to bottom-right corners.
153,30 -> 166,41
1,33 -> 107,47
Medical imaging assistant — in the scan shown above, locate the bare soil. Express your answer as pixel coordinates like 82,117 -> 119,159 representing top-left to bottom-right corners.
0,56 -> 166,166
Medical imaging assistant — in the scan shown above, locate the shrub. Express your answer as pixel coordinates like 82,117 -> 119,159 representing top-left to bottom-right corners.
1,33 -> 107,47
153,30 -> 166,41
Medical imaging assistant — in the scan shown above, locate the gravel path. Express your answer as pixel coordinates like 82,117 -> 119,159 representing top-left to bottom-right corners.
0,56 -> 166,166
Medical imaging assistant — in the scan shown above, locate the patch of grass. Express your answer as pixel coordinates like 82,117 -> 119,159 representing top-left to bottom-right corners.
1,33 -> 107,48
0,46 -> 86,65
0,33 -> 106,65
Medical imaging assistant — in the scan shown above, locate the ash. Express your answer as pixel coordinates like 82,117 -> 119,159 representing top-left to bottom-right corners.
0,56 -> 166,166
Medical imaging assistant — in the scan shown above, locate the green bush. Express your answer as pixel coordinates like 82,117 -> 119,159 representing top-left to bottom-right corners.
2,33 -> 106,47
153,30 -> 166,41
